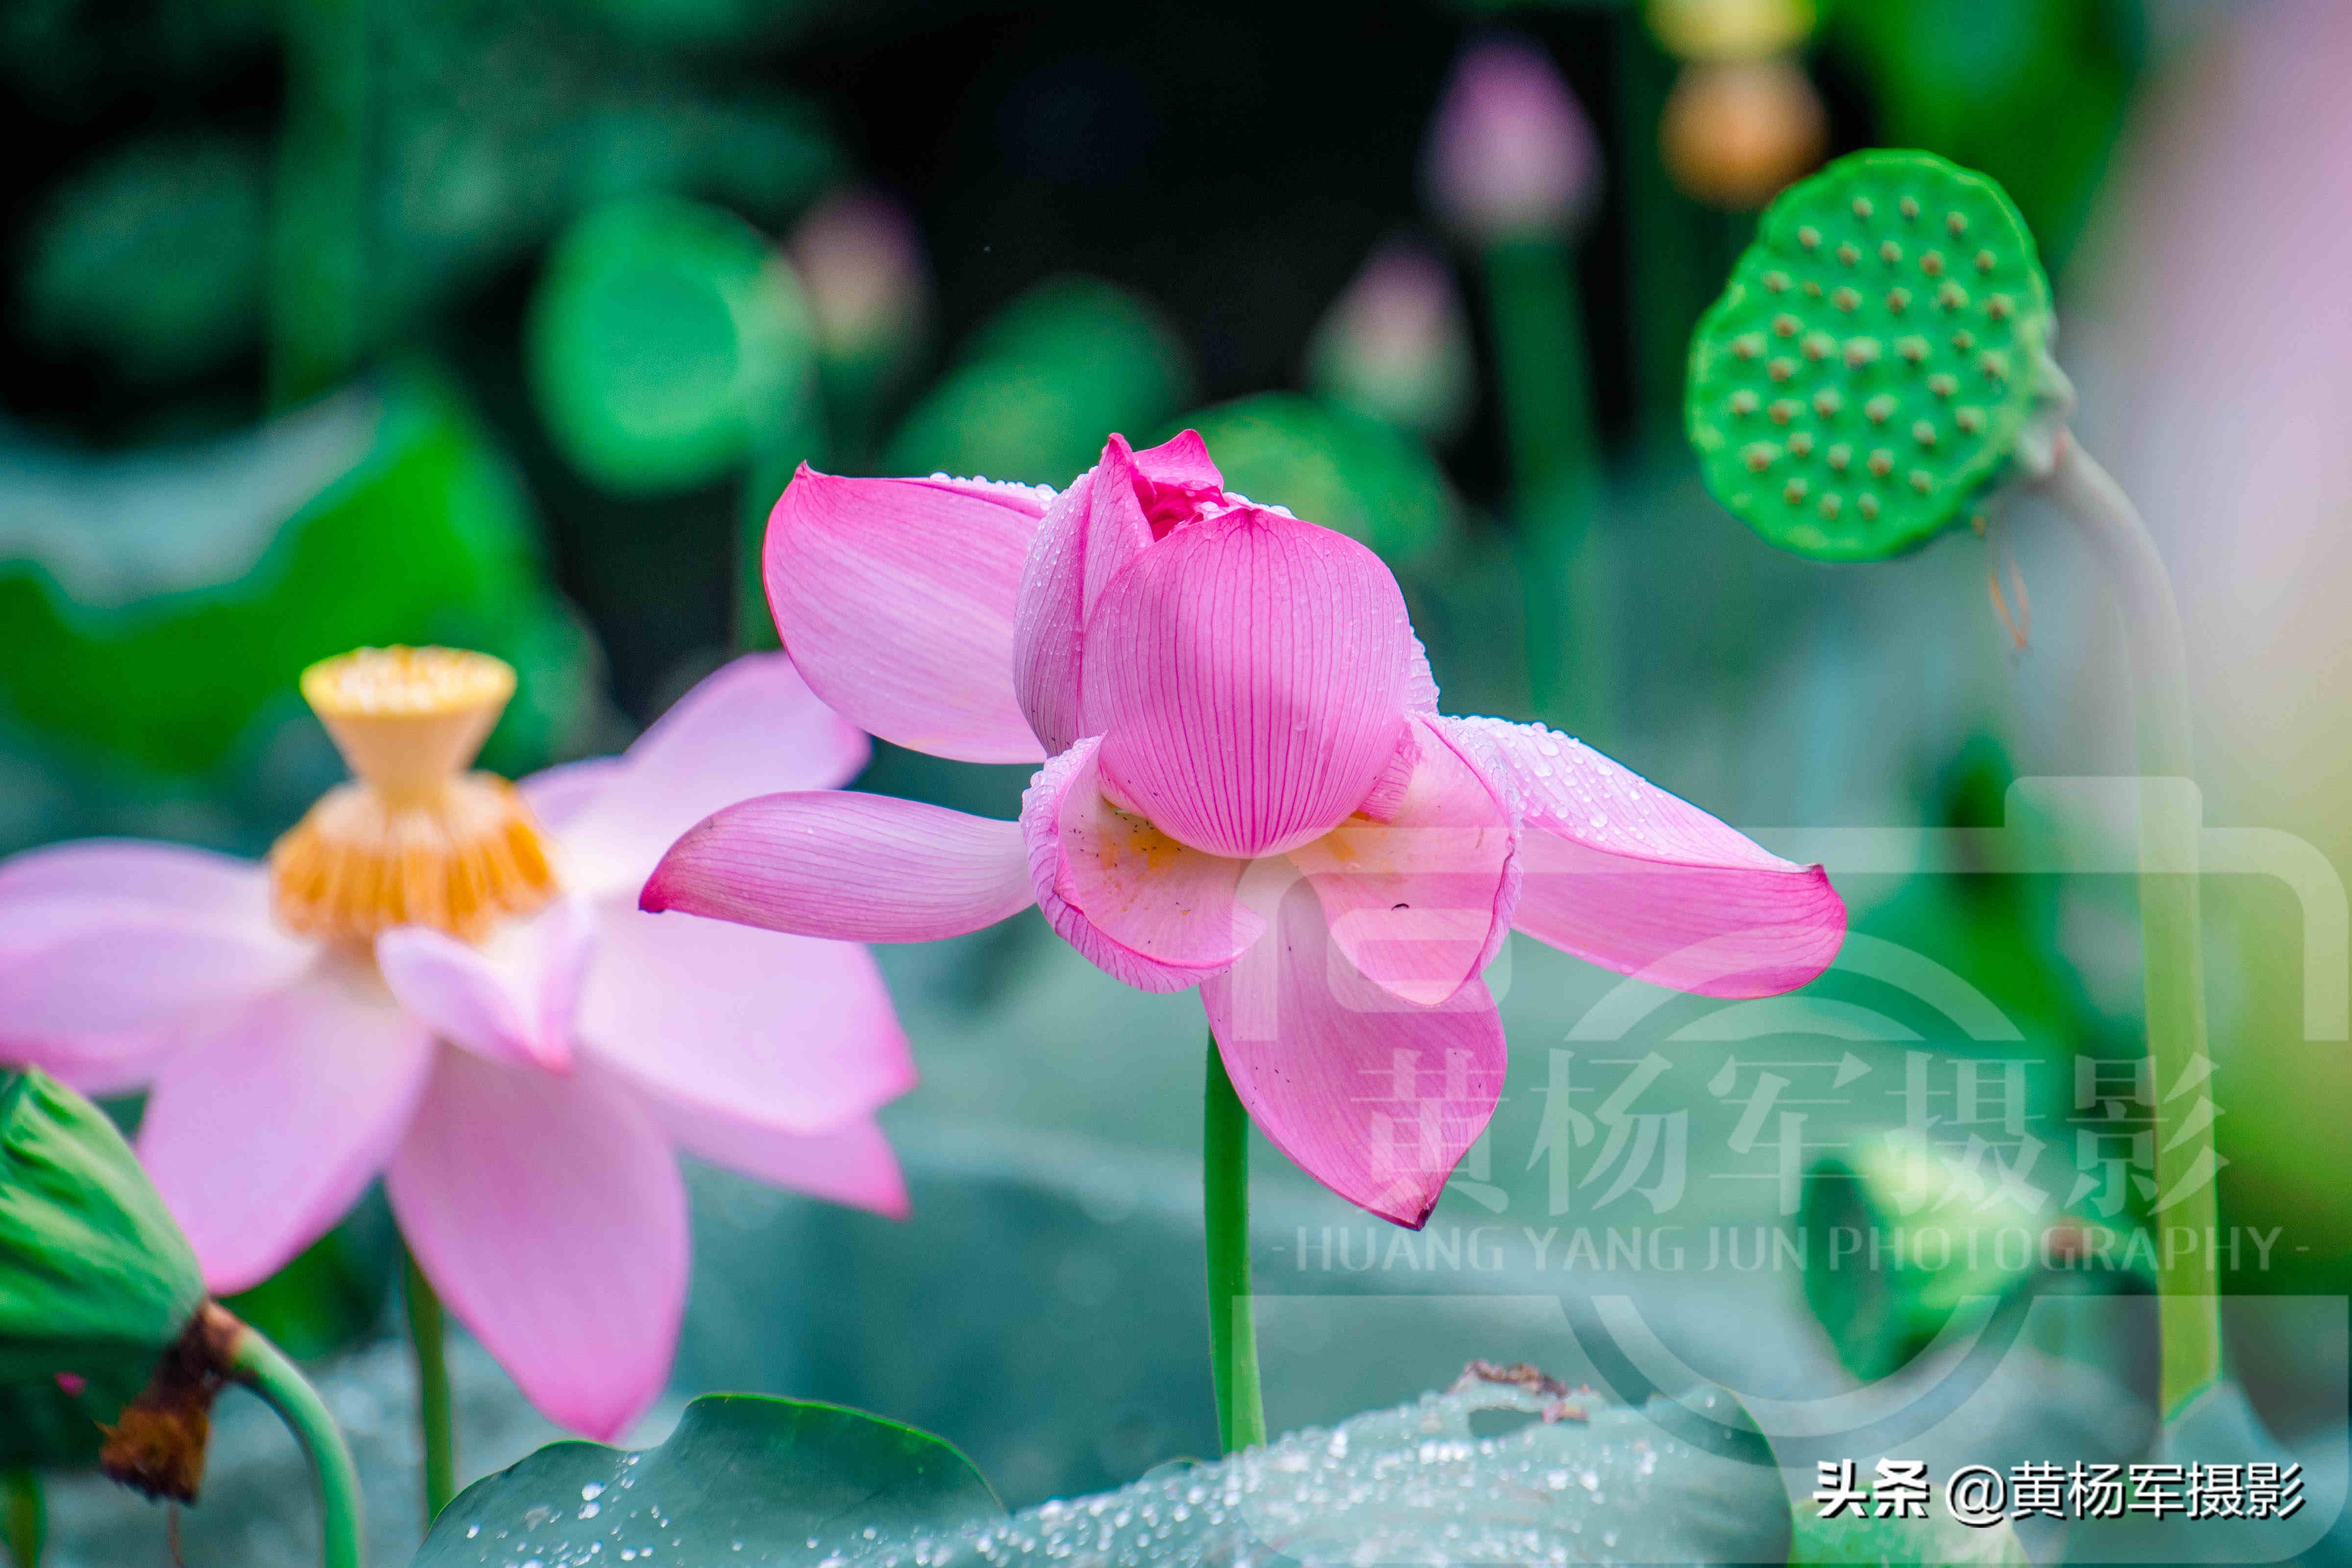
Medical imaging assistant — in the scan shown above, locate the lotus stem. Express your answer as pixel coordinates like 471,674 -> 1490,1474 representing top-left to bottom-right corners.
1,1469 -> 42,1568
1482,234 -> 1607,735
402,1248 -> 456,1521
2035,436 -> 2221,1418
222,1308 -> 365,1568
1203,1037 -> 1266,1453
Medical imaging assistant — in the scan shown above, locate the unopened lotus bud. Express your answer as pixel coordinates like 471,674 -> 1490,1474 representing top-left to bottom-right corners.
1648,0 -> 1815,62
789,187 -> 929,370
1423,35 -> 1601,240
1660,56 -> 1827,210
1307,238 -> 1476,442
0,1070 -> 204,1386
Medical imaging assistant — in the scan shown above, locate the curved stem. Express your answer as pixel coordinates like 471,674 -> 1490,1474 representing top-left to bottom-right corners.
224,1314 -> 365,1568
2034,437 -> 2221,1419
1203,1035 -> 1266,1453
402,1247 -> 456,1522
2,1469 -> 42,1568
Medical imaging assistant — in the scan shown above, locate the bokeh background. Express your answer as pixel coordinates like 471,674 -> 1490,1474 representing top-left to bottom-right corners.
7,0 -> 2351,1560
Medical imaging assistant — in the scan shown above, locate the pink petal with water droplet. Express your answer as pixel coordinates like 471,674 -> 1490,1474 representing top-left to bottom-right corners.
1444,716 -> 1844,997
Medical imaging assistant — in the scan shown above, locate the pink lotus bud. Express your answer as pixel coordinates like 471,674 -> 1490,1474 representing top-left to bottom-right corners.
787,188 -> 929,365
1307,238 -> 1476,441
1422,35 -> 1602,240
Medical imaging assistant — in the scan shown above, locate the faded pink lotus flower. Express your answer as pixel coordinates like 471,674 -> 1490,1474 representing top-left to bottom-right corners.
1423,34 -> 1603,240
642,433 -> 1844,1227
0,648 -> 909,1439
1308,237 -> 1477,442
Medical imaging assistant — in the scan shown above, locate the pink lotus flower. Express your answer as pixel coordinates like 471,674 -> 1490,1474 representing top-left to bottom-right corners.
0,649 -> 910,1439
642,433 -> 1845,1226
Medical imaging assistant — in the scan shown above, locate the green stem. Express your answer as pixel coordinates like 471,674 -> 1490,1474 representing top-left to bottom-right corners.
226,1318 -> 366,1568
1616,12 -> 1713,451
1482,234 -> 1606,734
269,0 -> 369,409
2036,438 -> 2221,1419
1,1469 -> 42,1568
403,1248 -> 456,1522
1203,1036 -> 1265,1453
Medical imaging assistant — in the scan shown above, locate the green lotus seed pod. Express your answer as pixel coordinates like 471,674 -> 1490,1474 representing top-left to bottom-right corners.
0,1071 -> 205,1385
1686,149 -> 2069,561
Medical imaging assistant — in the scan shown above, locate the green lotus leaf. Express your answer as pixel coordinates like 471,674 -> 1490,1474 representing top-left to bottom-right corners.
1686,149 -> 2064,561
415,1394 -> 1004,1567
0,365 -> 593,782
1173,393 -> 1459,565
529,196 -> 816,496
884,275 -> 1191,488
18,134 -> 268,384
0,1071 -> 204,1387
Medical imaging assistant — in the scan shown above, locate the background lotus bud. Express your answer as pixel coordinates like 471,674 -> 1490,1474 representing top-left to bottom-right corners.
1306,237 -> 1476,443
1659,56 -> 1827,210
0,1071 -> 204,1387
1422,36 -> 1602,240
1648,0 -> 1815,62
789,186 -> 930,372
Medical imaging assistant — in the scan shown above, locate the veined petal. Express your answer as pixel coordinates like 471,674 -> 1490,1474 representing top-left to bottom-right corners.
548,655 -> 870,895
1201,864 -> 1504,1228
766,466 -> 1050,763
376,898 -> 596,1074
140,960 -> 435,1294
580,894 -> 914,1134
656,1102 -> 908,1219
1019,739 -> 1263,994
1013,459 -> 1151,756
1085,505 -> 1415,858
1444,716 -> 1845,998
641,791 -> 1033,942
389,1054 -> 686,1441
1288,716 -> 1519,1006
1013,432 -> 1238,755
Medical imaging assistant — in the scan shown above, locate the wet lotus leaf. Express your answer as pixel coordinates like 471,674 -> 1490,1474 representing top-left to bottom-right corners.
884,276 -> 1192,489
414,1394 -> 1004,1566
0,366 -> 593,782
1687,150 -> 2063,561
1171,393 -> 1460,565
420,1381 -> 1796,1568
528,196 -> 816,495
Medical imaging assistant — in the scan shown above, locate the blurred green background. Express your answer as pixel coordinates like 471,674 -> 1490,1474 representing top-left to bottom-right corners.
8,0 -> 2352,1560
